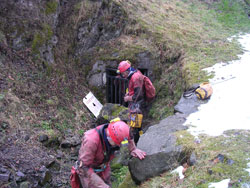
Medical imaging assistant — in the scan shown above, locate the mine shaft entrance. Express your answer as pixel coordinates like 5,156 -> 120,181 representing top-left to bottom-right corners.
106,68 -> 148,106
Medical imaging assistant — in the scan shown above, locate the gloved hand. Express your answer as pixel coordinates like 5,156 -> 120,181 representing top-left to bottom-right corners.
131,148 -> 146,160
124,95 -> 132,102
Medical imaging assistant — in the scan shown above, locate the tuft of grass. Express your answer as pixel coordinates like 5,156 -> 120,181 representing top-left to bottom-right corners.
115,169 -> 137,188
45,1 -> 58,15
41,121 -> 52,130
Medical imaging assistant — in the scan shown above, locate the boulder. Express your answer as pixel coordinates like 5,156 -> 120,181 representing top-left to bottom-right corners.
174,94 -> 204,114
60,135 -> 81,148
97,103 -> 129,124
128,113 -> 190,184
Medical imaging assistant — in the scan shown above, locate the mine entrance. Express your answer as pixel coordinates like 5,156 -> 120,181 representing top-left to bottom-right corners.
106,68 -> 148,106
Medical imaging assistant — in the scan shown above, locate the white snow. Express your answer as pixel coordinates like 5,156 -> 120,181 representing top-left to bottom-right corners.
184,34 -> 250,136
245,162 -> 250,175
171,166 -> 185,179
208,179 -> 231,188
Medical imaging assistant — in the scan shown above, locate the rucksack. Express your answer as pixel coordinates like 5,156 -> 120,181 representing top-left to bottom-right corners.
143,76 -> 155,102
183,82 -> 213,100
195,82 -> 213,100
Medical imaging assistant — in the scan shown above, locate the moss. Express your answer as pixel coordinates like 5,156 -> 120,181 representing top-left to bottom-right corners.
31,24 -> 53,55
111,105 -> 127,117
45,1 -> 58,15
74,2 -> 82,11
103,115 -> 109,120
32,33 -> 45,54
117,172 -> 137,188
44,129 -> 61,148
42,24 -> 53,39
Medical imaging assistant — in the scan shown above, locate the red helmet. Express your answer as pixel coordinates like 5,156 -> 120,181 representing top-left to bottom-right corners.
118,60 -> 131,73
108,121 -> 130,146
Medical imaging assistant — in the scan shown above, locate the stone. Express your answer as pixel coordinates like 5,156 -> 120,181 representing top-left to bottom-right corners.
189,152 -> 197,166
0,173 -> 10,182
38,135 -> 48,142
20,181 -> 31,188
39,170 -> 52,185
128,113 -> 190,184
16,171 -> 26,182
60,135 -> 81,148
174,94 -> 202,114
1,121 -> 9,129
24,135 -> 30,141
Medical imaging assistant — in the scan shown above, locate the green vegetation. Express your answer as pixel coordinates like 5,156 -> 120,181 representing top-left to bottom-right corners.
112,166 -> 130,188
41,121 -> 52,130
31,24 -> 53,55
112,0 -> 249,119
45,1 -> 58,15
215,0 -> 250,31
138,130 -> 250,188
110,0 -> 250,187
78,129 -> 85,136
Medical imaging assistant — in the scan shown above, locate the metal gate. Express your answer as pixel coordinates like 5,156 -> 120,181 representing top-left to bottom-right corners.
106,68 -> 148,106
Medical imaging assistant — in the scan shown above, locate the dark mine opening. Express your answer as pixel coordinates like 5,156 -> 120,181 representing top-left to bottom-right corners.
106,68 -> 148,106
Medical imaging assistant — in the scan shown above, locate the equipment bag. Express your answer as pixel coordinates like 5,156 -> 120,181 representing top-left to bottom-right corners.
195,82 -> 213,100
183,82 -> 213,100
70,166 -> 81,188
143,76 -> 155,102
129,113 -> 143,128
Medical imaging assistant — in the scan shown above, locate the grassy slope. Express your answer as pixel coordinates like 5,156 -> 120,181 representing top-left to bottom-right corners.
113,0 -> 250,187
114,0 -> 249,119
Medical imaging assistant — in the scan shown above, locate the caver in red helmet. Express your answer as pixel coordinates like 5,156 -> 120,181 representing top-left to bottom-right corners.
108,121 -> 130,146
118,60 -> 131,73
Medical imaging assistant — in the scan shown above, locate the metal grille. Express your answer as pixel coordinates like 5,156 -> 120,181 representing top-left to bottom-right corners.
106,73 -> 128,105
106,68 -> 148,106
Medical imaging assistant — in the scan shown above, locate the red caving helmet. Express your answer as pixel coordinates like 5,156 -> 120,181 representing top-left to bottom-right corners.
108,121 -> 130,146
118,60 -> 131,73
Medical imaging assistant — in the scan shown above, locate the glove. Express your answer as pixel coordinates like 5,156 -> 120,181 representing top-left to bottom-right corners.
130,148 -> 146,160
124,95 -> 132,102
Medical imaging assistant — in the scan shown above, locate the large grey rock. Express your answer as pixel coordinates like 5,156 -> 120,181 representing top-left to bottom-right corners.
128,113 -> 189,184
174,94 -> 205,114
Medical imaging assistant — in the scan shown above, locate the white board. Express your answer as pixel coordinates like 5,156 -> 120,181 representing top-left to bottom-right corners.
83,92 -> 103,118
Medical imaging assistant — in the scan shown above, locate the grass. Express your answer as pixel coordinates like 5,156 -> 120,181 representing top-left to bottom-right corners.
112,0 -> 249,119
116,130 -> 250,188
110,0 -> 250,186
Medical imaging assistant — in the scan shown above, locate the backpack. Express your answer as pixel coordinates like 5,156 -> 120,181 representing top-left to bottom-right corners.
195,82 -> 213,100
183,82 -> 213,100
143,76 -> 155,102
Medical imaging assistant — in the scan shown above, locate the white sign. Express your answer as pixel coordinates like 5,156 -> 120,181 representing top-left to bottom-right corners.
83,92 -> 103,118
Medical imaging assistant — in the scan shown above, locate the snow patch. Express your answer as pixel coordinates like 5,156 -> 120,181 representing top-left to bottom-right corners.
184,34 -> 250,136
208,179 -> 230,188
171,166 -> 184,179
